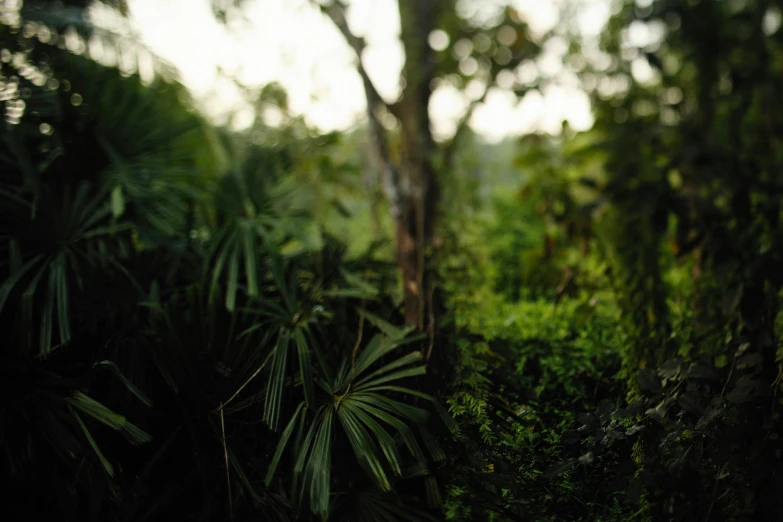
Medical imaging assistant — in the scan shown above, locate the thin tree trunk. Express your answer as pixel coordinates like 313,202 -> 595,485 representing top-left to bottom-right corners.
395,0 -> 438,330
316,0 -> 442,341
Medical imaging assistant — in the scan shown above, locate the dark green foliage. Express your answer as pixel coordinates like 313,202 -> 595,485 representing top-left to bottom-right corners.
436,0 -> 783,520
0,5 -> 448,521
437,209 -> 636,520
6,1 -> 783,520
580,0 -> 783,518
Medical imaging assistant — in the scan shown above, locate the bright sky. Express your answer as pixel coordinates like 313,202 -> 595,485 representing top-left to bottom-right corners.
125,0 -> 610,141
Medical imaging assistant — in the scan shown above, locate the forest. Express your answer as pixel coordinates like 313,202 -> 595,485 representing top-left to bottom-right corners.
2,0 -> 783,520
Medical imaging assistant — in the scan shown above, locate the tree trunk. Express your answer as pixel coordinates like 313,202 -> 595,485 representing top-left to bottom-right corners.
395,0 -> 438,332
316,0 -> 442,346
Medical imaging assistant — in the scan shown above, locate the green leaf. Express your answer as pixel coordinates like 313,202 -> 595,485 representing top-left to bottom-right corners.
0,254 -> 44,317
264,329 -> 291,431
678,392 -> 704,416
0,186 -> 35,211
265,402 -> 306,486
433,400 -> 460,435
40,266 -> 56,355
241,222 -> 259,296
418,425 -> 445,462
225,246 -> 239,311
227,446 -> 263,505
53,254 -> 71,347
352,393 -> 430,424
363,311 -> 415,341
77,223 -> 133,239
94,360 -> 153,407
347,396 -> 426,462
208,227 -> 233,304
292,407 -> 325,509
303,326 -> 334,386
69,391 -> 152,445
353,351 -> 423,388
352,334 -> 414,379
338,407 -> 391,490
307,406 -> 334,517
638,368 -> 662,395
111,184 -> 125,218
322,288 -> 381,299
354,366 -> 427,390
543,458 -> 577,478
242,298 -> 290,322
424,475 -> 442,508
352,405 -> 402,475
293,328 -> 315,409
9,238 -> 21,273
357,385 -> 435,402
268,253 -> 294,314
340,269 -> 377,293
73,410 -> 114,478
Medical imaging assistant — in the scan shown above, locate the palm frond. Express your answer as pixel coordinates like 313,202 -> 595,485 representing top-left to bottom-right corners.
264,328 -> 443,516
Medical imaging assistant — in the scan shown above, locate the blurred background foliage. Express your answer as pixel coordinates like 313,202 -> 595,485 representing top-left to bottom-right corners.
3,0 -> 783,521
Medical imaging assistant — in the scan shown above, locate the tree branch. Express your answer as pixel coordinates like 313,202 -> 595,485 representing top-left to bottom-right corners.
314,0 -> 398,118
312,0 -> 404,217
443,79 -> 493,172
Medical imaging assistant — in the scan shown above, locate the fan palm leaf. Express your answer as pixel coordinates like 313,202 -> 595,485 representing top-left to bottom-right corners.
265,331 -> 443,518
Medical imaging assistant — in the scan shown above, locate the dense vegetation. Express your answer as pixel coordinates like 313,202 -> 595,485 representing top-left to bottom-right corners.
3,0 -> 783,521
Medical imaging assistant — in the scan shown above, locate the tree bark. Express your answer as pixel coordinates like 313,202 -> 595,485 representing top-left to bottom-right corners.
395,0 -> 438,331
316,0 -> 440,335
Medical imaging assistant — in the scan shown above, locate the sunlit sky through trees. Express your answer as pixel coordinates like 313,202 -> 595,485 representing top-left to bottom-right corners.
126,0 -> 613,141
